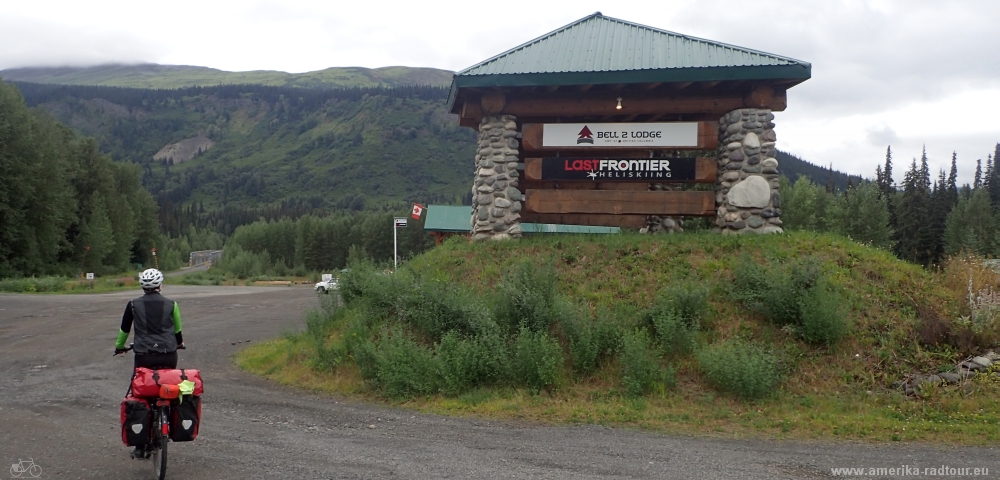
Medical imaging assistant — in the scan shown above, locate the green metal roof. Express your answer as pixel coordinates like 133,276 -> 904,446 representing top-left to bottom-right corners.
425,205 -> 474,233
449,12 -> 810,103
423,205 -> 620,234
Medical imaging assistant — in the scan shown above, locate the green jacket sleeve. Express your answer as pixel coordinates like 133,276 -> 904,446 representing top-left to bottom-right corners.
172,302 -> 182,333
115,329 -> 129,350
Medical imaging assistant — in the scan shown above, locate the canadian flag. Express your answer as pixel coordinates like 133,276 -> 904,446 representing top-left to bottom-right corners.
411,203 -> 425,219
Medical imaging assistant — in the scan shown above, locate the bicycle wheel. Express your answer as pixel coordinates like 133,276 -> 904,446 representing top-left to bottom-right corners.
153,434 -> 167,480
150,409 -> 168,480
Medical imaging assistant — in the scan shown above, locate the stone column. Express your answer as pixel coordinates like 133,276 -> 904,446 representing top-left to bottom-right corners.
471,115 -> 523,241
715,108 -> 782,234
643,183 -> 684,234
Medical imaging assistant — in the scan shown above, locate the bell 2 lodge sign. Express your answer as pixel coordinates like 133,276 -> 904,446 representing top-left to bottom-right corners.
540,157 -> 697,181
542,122 -> 699,148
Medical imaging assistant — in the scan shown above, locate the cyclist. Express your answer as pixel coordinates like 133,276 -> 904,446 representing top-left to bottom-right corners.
114,268 -> 184,459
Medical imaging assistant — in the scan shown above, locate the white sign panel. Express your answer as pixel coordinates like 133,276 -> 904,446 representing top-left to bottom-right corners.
86,273 -> 94,280
394,218 -> 408,228
542,122 -> 699,148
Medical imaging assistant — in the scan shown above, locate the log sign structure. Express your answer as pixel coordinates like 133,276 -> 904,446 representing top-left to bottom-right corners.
447,12 -> 811,239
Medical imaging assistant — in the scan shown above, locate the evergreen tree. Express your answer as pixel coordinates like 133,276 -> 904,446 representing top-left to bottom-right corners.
974,159 -> 982,190
989,154 -> 1000,207
877,146 -> 894,198
894,159 -> 933,265
984,156 -> 994,198
947,152 -> 959,205
944,188 -> 995,257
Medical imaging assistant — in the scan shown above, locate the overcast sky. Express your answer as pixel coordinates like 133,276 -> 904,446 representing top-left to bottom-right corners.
2,0 -> 998,184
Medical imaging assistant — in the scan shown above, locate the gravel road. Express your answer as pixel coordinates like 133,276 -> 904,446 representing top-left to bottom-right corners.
1,286 -> 996,479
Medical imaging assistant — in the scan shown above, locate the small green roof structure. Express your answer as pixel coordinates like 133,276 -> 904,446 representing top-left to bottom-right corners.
424,205 -> 620,235
448,12 -> 810,110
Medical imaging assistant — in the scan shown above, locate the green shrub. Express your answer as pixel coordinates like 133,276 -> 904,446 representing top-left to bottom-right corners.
732,256 -> 847,345
436,330 -> 510,395
493,261 -> 559,334
620,329 -> 667,397
338,263 -> 413,319
561,310 -> 622,375
697,340 -> 781,400
363,327 -> 439,398
649,309 -> 697,356
797,281 -> 848,345
511,327 -> 563,392
663,281 -> 710,325
403,279 -> 493,340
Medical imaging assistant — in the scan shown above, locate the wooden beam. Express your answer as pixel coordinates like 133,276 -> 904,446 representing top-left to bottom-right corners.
480,91 -> 506,115
523,157 -> 717,183
521,121 -> 719,151
700,81 -> 722,89
460,100 -> 484,124
520,179 -> 652,191
499,93 -> 784,118
545,85 -> 561,92
578,84 -> 594,92
642,82 -> 662,91
524,190 -> 715,216
744,85 -> 774,108
520,212 -> 648,229
673,82 -> 693,90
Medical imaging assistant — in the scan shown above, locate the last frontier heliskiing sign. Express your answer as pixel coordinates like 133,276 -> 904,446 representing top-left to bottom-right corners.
539,157 -> 697,181
541,123 -> 699,148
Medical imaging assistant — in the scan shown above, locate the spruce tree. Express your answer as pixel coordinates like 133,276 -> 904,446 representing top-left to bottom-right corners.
984,156 -> 994,198
989,154 -> 1000,207
944,188 -> 995,257
947,152 -> 959,205
878,146 -> 894,198
894,159 -> 933,265
974,159 -> 983,190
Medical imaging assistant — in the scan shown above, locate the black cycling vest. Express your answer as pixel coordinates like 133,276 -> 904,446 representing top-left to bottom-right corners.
130,292 -> 178,354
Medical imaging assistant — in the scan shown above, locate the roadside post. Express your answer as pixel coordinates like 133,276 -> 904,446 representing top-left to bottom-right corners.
393,217 -> 407,271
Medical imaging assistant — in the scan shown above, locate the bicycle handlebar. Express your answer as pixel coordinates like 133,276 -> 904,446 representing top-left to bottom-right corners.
113,343 -> 186,356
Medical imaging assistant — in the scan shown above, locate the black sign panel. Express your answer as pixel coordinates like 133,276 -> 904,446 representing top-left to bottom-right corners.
539,157 -> 697,182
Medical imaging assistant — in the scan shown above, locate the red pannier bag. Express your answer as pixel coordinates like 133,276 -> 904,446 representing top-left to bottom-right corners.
121,396 -> 151,446
131,367 -> 204,398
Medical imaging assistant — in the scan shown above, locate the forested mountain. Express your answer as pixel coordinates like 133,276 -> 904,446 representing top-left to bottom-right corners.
8,81 -> 861,223
0,64 -> 454,89
12,81 -> 478,230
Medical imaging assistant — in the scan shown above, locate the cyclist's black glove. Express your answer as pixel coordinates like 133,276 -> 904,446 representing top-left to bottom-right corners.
114,347 -> 127,356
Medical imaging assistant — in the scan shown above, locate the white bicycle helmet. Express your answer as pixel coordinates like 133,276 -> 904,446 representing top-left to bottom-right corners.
139,268 -> 164,290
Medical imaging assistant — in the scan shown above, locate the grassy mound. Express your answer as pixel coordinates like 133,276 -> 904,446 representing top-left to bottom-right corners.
237,232 -> 1000,443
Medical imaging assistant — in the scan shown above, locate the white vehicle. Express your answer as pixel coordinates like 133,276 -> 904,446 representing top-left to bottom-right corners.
314,277 -> 338,294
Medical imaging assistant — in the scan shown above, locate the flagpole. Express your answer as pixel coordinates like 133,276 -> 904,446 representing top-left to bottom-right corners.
393,219 -> 398,271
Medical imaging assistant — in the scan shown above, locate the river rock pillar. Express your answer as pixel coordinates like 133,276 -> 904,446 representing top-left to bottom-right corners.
471,115 -> 522,241
715,108 -> 782,234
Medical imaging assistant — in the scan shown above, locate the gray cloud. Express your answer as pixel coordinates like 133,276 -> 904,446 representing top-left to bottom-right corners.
0,16 -> 166,69
866,124 -> 900,148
